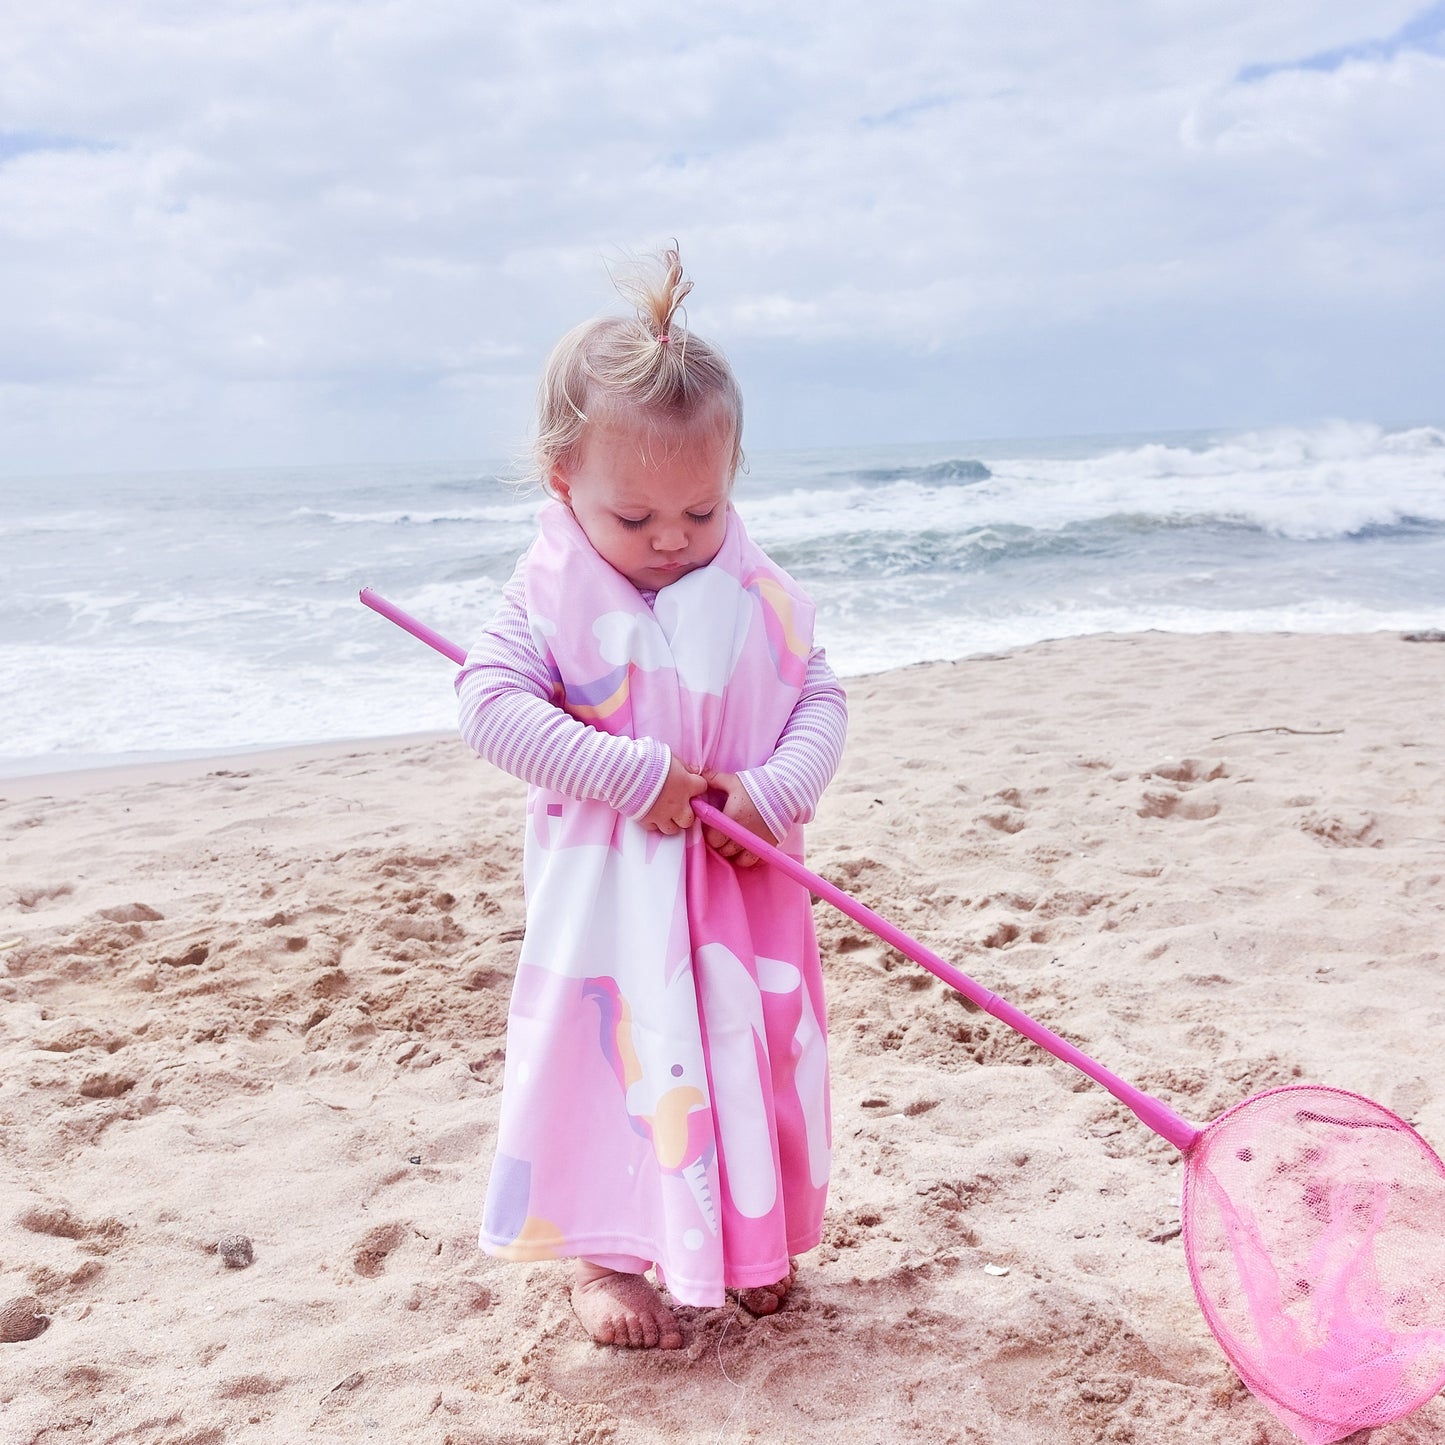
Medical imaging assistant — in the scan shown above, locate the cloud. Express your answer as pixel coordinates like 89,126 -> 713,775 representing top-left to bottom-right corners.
0,2 -> 1441,473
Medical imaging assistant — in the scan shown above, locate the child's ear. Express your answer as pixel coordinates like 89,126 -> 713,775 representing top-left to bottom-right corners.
549,468 -> 573,506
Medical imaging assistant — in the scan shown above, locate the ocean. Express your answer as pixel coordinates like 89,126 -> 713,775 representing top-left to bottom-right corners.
5,419 -> 1443,777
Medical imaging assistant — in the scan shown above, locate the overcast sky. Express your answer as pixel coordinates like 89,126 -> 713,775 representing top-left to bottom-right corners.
2,1 -> 1443,475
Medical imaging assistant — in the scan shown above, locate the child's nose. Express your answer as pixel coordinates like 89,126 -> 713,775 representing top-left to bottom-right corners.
654,525 -> 687,552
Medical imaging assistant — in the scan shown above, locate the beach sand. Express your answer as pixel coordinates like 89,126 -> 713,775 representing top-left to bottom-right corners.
3,630 -> 1444,1444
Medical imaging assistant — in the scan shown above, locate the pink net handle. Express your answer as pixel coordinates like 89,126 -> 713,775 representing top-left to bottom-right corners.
360,587 -> 468,665
692,800 -> 1201,1153
358,587 -> 1202,1154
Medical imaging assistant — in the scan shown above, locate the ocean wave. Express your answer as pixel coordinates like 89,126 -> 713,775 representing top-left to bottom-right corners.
125,593 -> 359,629
1006,423 -> 1445,536
748,490 -> 1445,556
0,509 -> 116,538
290,501 -> 540,527
14,590 -> 145,634
741,423 -> 1445,545
766,514 -> 1282,580
843,458 -> 992,484
1053,421 -> 1444,480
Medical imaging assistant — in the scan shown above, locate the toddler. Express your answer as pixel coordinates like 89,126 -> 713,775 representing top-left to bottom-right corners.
457,247 -> 847,1350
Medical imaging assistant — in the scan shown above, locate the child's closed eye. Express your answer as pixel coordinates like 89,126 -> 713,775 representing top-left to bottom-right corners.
616,509 -> 717,530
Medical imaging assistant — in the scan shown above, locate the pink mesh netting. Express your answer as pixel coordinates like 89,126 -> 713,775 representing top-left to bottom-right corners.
1183,1085 -> 1445,1443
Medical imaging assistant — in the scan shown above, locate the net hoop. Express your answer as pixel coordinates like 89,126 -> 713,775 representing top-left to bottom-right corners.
1182,1084 -> 1445,1443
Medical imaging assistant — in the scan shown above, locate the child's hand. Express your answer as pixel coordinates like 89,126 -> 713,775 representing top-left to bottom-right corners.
700,771 -> 777,867
639,755 -> 707,836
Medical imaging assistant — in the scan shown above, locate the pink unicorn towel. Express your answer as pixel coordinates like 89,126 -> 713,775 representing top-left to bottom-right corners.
480,501 -> 832,1307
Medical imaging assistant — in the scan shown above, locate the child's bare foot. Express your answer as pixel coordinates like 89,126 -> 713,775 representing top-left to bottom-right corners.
735,1259 -> 797,1317
571,1261 -> 683,1350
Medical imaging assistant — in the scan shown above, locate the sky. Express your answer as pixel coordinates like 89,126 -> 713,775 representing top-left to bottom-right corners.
2,1 -> 1443,476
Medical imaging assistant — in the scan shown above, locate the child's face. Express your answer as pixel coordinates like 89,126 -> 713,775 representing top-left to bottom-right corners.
551,415 -> 734,590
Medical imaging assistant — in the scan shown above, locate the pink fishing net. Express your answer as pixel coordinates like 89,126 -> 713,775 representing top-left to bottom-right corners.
368,591 -> 1445,1441
1183,1085 -> 1445,1443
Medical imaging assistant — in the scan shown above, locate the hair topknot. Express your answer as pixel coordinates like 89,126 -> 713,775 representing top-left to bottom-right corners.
532,244 -> 743,485
613,245 -> 693,344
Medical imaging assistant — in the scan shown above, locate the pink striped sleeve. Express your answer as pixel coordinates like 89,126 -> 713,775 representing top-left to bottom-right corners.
455,577 -> 669,819
736,648 -> 848,842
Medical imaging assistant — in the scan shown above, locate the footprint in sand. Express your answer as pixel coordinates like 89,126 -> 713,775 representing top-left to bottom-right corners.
98,903 -> 164,924
1297,809 -> 1382,848
310,967 -> 349,999
17,1204 -> 127,1251
943,1018 -> 1045,1068
824,1206 -> 887,1251
35,1023 -> 129,1055
352,1223 -> 409,1278
1136,789 -> 1220,821
1146,758 -> 1226,785
12,883 -> 75,911
77,1072 -> 137,1100
159,940 -> 211,969
978,920 -> 1027,949
980,810 -> 1026,834
215,1373 -> 285,1400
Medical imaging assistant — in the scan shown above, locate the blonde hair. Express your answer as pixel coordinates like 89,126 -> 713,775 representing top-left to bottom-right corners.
533,246 -> 744,485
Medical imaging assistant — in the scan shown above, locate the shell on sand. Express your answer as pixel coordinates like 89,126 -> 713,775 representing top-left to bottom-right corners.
0,1297 -> 49,1344
218,1235 -> 255,1269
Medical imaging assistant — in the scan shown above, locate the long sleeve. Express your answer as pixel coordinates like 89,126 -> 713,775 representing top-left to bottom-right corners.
736,649 -> 848,842
456,576 -> 670,819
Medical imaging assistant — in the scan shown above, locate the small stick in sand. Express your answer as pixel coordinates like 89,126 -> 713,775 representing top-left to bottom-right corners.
1209,726 -> 1345,740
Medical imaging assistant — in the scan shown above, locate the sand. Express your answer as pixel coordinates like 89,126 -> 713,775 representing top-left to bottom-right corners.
3,629 -> 1444,1444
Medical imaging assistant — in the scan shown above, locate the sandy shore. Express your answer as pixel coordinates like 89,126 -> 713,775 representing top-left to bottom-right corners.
3,630 -> 1444,1444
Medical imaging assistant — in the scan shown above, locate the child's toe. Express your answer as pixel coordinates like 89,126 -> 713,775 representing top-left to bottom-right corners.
572,1267 -> 682,1350
735,1261 -> 798,1317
